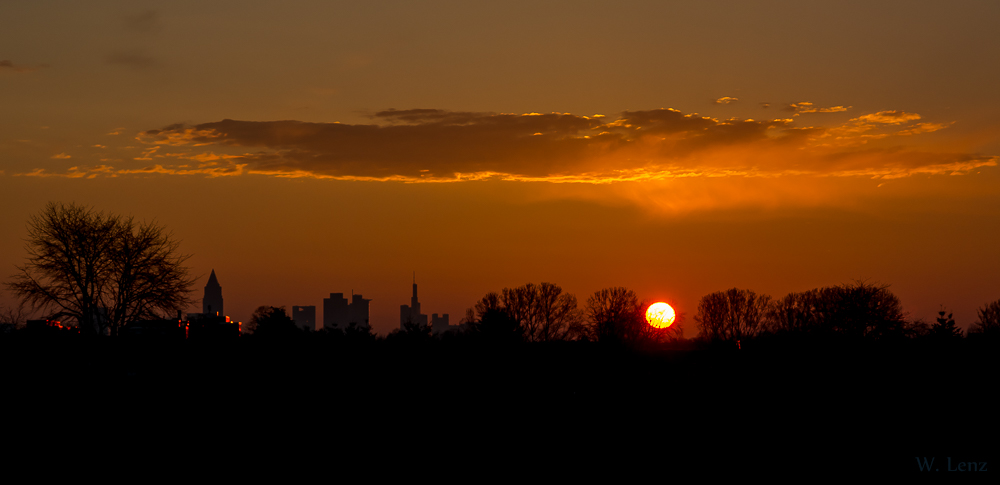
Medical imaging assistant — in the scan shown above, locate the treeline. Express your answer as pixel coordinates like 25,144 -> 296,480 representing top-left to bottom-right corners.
241,283 -> 682,345
5,280 -> 999,347
694,281 -> 1000,345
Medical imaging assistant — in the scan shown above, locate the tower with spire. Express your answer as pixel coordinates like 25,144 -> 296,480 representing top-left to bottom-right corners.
203,269 -> 224,316
399,272 -> 428,329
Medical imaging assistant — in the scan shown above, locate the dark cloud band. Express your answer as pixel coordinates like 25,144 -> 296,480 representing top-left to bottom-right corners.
123,107 -> 996,182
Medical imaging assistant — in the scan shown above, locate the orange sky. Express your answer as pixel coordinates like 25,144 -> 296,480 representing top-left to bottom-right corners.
2,1 -> 999,334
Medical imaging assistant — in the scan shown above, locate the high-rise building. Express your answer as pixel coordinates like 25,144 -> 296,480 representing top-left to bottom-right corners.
348,294 -> 371,329
203,269 -> 223,316
323,293 -> 348,330
431,313 -> 451,334
323,292 -> 371,330
293,305 -> 316,332
400,280 -> 428,329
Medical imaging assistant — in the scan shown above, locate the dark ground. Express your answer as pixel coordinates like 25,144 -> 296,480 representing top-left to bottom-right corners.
2,335 -> 994,476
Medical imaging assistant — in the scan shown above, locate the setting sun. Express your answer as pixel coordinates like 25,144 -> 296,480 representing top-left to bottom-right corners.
645,302 -> 675,328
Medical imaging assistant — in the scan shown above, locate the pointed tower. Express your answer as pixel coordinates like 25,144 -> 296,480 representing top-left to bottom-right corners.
203,269 -> 224,316
399,273 -> 428,329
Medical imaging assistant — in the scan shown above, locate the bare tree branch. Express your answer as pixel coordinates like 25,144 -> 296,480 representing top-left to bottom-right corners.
5,203 -> 195,335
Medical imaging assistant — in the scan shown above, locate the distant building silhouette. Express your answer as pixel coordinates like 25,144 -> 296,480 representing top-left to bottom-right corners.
400,280 -> 428,329
400,277 -> 455,333
293,305 -> 316,332
431,313 -> 452,334
203,269 -> 224,316
324,292 -> 371,330
183,269 -> 239,337
185,312 -> 240,339
349,294 -> 371,329
324,293 -> 348,330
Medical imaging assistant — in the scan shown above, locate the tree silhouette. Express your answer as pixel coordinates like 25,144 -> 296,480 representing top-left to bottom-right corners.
930,308 -> 962,340
768,290 -> 823,335
903,318 -> 932,339
387,318 -> 433,343
473,307 -> 524,343
826,281 -> 906,340
344,321 -> 378,343
249,306 -> 299,338
767,281 -> 906,340
467,292 -> 524,342
969,298 -> 1000,337
6,203 -> 194,336
584,287 -> 669,344
0,289 -> 28,334
0,301 -> 26,335
527,282 -> 584,341
695,288 -> 771,343
469,283 -> 583,342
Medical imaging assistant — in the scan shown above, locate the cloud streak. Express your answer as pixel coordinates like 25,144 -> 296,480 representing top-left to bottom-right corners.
787,102 -> 850,114
23,107 -> 996,186
129,107 -> 993,182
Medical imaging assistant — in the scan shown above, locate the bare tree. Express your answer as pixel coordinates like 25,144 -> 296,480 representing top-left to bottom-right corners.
474,292 -> 503,319
531,282 -> 583,341
768,290 -> 823,334
969,298 -> 1000,337
0,297 -> 28,334
766,281 -> 906,340
584,287 -> 679,344
501,284 -> 536,334
6,203 -> 194,336
826,281 -> 906,339
248,306 -> 299,338
586,287 -> 641,343
469,283 -> 583,342
695,288 -> 771,343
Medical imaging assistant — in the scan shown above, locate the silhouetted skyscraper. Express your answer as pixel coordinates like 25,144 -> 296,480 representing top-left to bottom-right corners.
293,305 -> 316,332
349,294 -> 371,329
203,269 -> 223,316
324,292 -> 371,330
431,313 -> 451,334
323,293 -> 348,330
400,278 -> 428,329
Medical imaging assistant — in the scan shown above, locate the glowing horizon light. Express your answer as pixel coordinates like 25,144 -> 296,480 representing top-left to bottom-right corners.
645,302 -> 675,328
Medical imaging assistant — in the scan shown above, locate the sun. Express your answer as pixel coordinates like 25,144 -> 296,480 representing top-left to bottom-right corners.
645,302 -> 675,328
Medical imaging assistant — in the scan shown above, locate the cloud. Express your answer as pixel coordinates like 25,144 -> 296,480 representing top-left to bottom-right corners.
122,107 -> 995,183
106,51 -> 157,69
855,110 -> 921,124
896,122 -> 950,136
26,107 -> 992,189
0,60 -> 48,73
19,164 -> 247,179
787,102 -> 850,114
715,97 -> 738,104
51,153 -> 71,159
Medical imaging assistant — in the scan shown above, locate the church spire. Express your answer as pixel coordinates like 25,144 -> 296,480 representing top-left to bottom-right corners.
207,269 -> 219,287
203,269 -> 224,316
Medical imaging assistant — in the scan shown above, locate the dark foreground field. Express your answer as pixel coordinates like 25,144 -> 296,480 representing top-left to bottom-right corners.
2,336 -> 995,476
